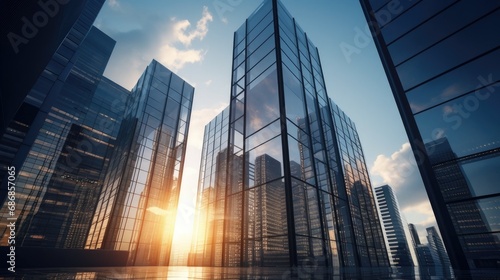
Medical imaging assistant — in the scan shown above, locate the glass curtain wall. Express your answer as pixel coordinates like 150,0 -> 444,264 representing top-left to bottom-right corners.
86,61 -> 194,266
360,0 -> 500,269
191,0 -> 388,269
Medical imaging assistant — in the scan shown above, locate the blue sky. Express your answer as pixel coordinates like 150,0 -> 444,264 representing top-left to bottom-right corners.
95,0 -> 437,256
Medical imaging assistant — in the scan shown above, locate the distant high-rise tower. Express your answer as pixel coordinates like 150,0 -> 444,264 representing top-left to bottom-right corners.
86,60 -> 194,266
360,0 -> 500,270
190,0 -> 388,268
427,226 -> 453,279
375,185 -> 414,267
408,223 -> 421,246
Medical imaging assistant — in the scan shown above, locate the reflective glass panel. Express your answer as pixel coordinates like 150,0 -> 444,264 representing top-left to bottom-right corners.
415,90 -> 500,159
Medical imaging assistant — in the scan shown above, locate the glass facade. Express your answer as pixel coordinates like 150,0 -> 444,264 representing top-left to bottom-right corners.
375,185 -> 414,267
0,27 -> 123,248
0,0 -> 105,204
0,0 -> 105,137
361,0 -> 500,270
190,0 -> 388,268
86,61 -> 194,266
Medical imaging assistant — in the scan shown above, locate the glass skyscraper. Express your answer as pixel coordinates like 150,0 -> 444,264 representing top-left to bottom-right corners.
360,0 -> 500,270
190,0 -> 388,268
0,0 -> 105,136
0,26 -> 123,249
86,60 -> 194,266
0,0 -> 106,204
375,185 -> 414,267
1,2 -> 194,266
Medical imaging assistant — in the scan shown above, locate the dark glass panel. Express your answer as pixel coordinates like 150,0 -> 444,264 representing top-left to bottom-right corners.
396,11 -> 500,90
416,91 -> 500,159
247,14 -> 273,45
368,0 -> 392,12
381,0 -> 456,44
281,42 -> 300,70
448,196 -> 500,234
460,154 -> 500,198
170,77 -> 184,94
389,1 -> 500,65
459,233 -> 500,268
247,5 -> 272,35
247,42 -> 275,72
407,48 -> 500,113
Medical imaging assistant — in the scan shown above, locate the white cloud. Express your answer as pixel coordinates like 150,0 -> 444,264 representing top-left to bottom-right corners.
371,142 -> 437,237
158,44 -> 206,72
100,7 -> 213,88
371,143 -> 417,187
173,6 -> 213,46
205,79 -> 212,86
402,201 -> 436,226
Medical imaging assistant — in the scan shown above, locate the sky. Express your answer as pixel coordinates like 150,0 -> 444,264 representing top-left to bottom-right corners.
94,0 -> 438,260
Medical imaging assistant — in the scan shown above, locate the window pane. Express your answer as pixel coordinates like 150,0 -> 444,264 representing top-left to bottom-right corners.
246,120 -> 281,150
246,65 -> 279,135
396,10 -> 500,90
416,90 -> 500,159
448,196 -> 500,234
407,48 -> 500,113
381,0 -> 456,44
388,1 -> 500,65
245,136 -> 283,189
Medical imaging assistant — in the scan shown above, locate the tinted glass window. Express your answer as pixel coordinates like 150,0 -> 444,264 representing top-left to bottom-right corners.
381,0 -> 456,44
460,155 -> 500,198
407,49 -> 500,113
448,196 -> 500,234
416,90 -> 500,159
388,1 -> 500,65
396,10 -> 500,90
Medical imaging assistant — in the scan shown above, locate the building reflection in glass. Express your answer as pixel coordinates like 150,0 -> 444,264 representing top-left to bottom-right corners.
190,0 -> 388,269
85,61 -> 194,266
0,27 -> 125,249
360,0 -> 500,270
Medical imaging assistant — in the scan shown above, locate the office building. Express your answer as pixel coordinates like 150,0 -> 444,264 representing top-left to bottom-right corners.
0,0 -> 105,136
190,0 -> 388,268
427,226 -> 453,279
408,223 -> 420,246
0,3 -> 194,266
360,0 -> 500,270
0,0 -> 106,204
85,60 -> 194,266
375,185 -> 414,267
0,26 -> 122,249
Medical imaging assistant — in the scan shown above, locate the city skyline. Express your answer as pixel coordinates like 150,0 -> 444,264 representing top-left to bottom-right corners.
92,0 -> 437,256
2,0 -> 498,277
